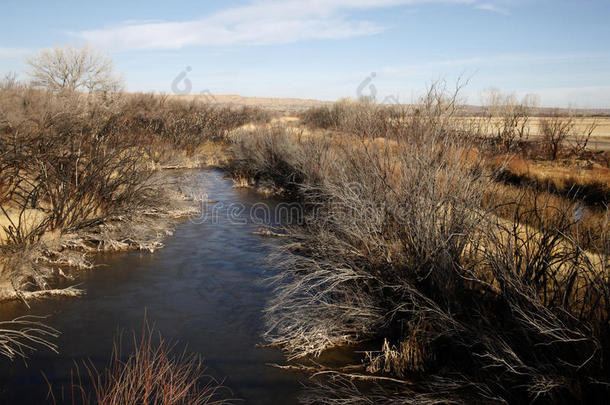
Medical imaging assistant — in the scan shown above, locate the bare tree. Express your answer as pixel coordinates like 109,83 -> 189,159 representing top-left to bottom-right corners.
481,88 -> 538,152
570,117 -> 598,158
0,71 -> 21,90
539,112 -> 576,160
27,45 -> 123,92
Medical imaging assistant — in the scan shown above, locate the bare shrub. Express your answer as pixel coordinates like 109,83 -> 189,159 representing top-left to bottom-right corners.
0,88 -> 268,246
481,89 -> 537,152
540,113 -> 576,160
230,125 -> 332,195
0,71 -> 23,90
0,90 -> 151,246
230,85 -> 610,402
300,99 -> 401,137
0,88 -> 265,300
0,316 -> 58,360
300,104 -> 342,129
570,118 -> 598,158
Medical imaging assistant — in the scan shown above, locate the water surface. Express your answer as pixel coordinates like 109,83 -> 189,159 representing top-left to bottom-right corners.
0,169 -> 304,404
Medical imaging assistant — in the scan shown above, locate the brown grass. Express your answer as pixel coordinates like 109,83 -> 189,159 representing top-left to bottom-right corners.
47,321 -> 230,405
489,154 -> 610,207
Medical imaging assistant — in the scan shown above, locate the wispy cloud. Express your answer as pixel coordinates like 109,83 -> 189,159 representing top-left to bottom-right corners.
515,86 -> 610,109
380,52 -> 609,76
475,3 -> 510,15
0,47 -> 31,58
75,0 -> 481,50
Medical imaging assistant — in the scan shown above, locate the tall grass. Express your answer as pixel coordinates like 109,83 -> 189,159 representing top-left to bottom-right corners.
47,321 -> 230,405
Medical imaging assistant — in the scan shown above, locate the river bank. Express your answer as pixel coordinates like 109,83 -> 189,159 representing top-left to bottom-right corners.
0,170 -> 203,304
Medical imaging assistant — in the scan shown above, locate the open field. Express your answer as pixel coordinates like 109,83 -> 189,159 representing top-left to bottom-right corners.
462,116 -> 610,150
171,94 -> 610,148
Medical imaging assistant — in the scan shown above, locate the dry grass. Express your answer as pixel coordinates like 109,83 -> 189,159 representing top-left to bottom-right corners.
488,154 -> 610,209
461,116 -> 610,139
47,321 -> 230,405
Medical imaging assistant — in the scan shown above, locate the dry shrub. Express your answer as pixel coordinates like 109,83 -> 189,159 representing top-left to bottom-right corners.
229,84 -> 610,403
118,94 -> 269,156
480,90 -> 536,152
0,89 -> 151,246
0,316 -> 58,360
0,87 -> 266,304
0,87 -> 267,249
300,99 -> 403,137
230,125 -> 334,195
539,113 -> 577,160
299,104 -> 343,129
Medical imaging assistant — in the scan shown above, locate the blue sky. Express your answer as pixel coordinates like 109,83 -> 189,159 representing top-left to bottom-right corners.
1,0 -> 609,107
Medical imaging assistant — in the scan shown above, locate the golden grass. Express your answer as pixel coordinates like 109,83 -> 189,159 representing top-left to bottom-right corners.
459,116 -> 610,149
487,153 -> 610,207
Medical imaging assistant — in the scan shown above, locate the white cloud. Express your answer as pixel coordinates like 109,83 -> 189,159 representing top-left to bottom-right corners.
475,3 -> 510,15
0,47 -> 31,58
516,86 -> 610,109
380,52 -> 608,76
75,0 -> 478,50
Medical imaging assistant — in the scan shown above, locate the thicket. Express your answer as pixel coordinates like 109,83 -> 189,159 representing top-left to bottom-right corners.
232,85 -> 610,403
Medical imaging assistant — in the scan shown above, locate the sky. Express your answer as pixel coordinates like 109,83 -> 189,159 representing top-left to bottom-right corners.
1,0 -> 609,108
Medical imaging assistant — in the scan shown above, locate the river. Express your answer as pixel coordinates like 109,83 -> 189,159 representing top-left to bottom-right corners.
0,169 -> 305,404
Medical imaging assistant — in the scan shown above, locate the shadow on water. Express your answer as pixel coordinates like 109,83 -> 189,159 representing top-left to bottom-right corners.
0,169 -> 306,405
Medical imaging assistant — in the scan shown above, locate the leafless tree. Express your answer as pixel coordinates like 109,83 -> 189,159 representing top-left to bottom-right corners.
481,88 -> 538,152
570,118 -> 598,158
539,112 -> 576,160
0,71 -> 21,90
27,45 -> 123,92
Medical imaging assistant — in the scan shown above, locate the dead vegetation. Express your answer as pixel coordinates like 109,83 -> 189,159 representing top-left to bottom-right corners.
229,83 -> 610,403
0,86 -> 269,293
47,320 -> 230,405
2,63 -> 609,402
0,316 -> 59,361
